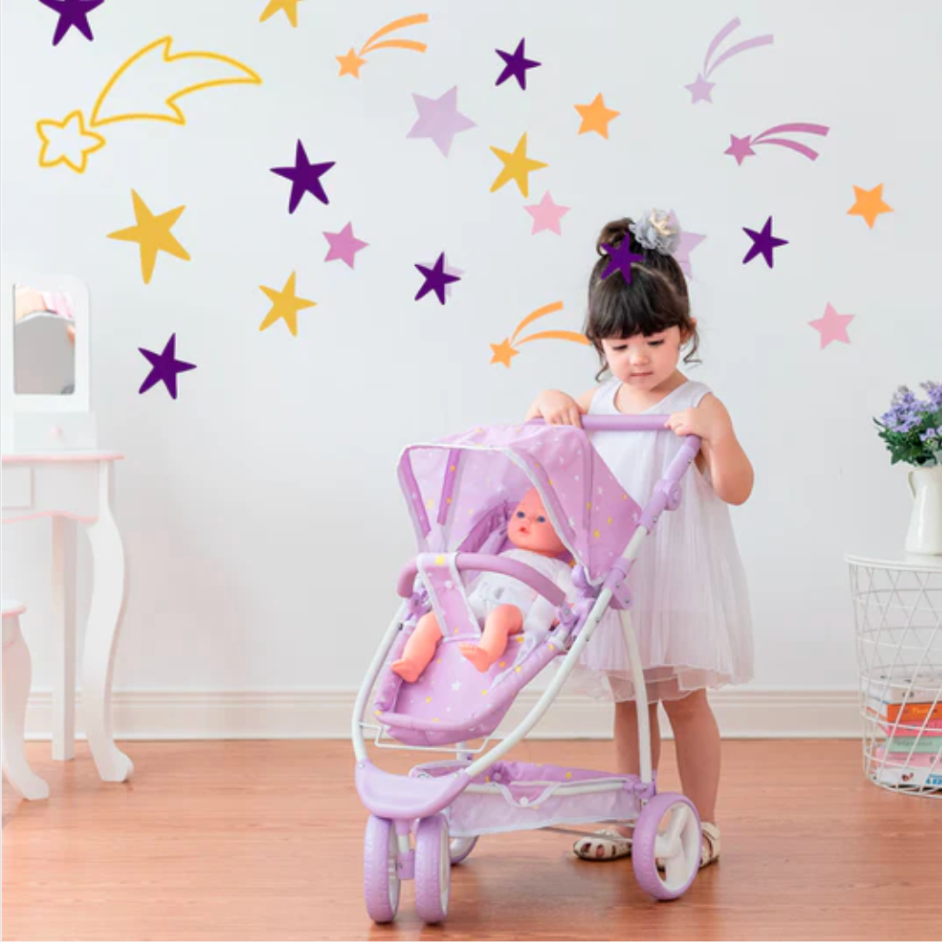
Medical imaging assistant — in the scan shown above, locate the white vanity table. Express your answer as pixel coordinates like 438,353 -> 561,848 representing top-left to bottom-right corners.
1,273 -> 132,782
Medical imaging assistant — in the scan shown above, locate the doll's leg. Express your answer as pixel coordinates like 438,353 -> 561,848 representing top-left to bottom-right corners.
391,613 -> 443,683
459,605 -> 523,672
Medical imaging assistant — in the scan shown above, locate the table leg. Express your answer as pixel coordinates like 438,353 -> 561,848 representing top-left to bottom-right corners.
2,624 -> 51,800
82,466 -> 132,783
51,516 -> 76,761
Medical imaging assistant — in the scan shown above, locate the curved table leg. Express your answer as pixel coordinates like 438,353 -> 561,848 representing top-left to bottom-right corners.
83,465 -> 133,783
2,625 -> 50,800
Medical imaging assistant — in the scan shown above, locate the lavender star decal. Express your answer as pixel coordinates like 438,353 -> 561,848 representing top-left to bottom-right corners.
495,38 -> 541,90
415,253 -> 460,304
138,334 -> 197,399
742,216 -> 788,268
407,86 -> 476,156
38,0 -> 105,46
600,240 -> 645,283
271,140 -> 335,214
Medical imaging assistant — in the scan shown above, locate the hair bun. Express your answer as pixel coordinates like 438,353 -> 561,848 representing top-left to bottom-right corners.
596,218 -> 635,256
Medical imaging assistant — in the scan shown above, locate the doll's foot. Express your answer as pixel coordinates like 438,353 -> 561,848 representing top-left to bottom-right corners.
458,643 -> 494,673
391,658 -> 424,683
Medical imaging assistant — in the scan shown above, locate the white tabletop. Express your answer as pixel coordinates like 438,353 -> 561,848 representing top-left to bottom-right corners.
845,552 -> 942,572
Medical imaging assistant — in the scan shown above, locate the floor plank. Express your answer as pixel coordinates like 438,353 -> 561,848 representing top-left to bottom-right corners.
3,740 -> 942,941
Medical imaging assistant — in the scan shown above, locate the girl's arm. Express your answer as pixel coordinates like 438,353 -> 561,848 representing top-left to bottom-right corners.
524,389 -> 596,426
666,394 -> 754,505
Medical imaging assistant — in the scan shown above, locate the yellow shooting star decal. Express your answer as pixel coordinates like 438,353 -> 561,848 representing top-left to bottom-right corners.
490,133 -> 547,198
108,190 -> 190,285
337,13 -> 429,79
259,273 -> 317,337
490,301 -> 589,368
36,36 -> 262,174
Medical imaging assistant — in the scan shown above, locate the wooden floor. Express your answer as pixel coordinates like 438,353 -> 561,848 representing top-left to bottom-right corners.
3,739 -> 942,941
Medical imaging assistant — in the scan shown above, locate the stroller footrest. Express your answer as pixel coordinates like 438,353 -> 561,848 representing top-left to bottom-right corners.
356,759 -> 469,819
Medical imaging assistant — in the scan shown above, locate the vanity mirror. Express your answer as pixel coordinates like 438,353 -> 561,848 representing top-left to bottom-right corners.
1,272 -> 96,452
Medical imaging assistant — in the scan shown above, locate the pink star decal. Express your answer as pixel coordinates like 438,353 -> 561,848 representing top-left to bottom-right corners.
809,303 -> 854,349
323,222 -> 368,268
407,86 -> 476,157
685,73 -> 716,104
524,191 -> 570,235
725,134 -> 756,165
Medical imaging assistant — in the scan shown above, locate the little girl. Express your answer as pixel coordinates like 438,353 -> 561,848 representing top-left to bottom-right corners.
525,209 -> 754,869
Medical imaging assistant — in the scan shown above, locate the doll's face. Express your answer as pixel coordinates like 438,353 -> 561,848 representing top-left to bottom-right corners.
508,488 -> 566,556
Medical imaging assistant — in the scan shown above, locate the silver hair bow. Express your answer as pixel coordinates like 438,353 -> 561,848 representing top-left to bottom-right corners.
628,209 -> 681,256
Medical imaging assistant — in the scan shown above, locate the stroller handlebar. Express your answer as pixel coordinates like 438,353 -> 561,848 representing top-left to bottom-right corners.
397,552 -> 568,608
531,414 -> 686,433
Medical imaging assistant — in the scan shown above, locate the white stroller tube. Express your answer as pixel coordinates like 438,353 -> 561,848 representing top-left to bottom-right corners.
352,599 -> 410,763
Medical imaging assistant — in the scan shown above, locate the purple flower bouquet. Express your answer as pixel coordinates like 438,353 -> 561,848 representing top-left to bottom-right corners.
874,383 -> 942,468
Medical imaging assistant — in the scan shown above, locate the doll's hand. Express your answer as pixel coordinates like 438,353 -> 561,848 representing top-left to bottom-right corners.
665,405 -> 728,442
526,389 -> 583,427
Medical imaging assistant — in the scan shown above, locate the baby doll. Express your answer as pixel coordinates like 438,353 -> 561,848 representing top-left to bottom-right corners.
391,488 -> 574,682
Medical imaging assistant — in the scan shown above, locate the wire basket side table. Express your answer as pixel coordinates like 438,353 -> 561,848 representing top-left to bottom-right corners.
847,554 -> 942,798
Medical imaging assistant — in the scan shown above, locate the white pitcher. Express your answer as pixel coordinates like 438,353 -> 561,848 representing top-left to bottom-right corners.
905,464 -> 942,555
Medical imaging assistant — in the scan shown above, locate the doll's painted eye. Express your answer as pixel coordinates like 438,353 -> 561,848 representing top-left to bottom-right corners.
537,515 -> 546,523
516,511 -> 525,518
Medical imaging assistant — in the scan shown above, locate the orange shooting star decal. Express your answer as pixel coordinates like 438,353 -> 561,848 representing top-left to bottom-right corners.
337,13 -> 429,78
490,301 -> 589,368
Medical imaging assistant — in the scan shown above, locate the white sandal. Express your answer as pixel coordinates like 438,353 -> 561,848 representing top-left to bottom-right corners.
699,821 -> 721,869
573,827 -> 633,861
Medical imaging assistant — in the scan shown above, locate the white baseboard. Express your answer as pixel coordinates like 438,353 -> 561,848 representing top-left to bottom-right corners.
25,687 -> 863,741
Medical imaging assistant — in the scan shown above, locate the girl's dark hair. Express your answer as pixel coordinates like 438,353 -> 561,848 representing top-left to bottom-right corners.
585,217 -> 700,380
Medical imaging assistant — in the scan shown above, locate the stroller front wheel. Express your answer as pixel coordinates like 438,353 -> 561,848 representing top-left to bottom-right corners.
449,835 -> 478,865
364,815 -> 401,923
415,815 -> 451,923
632,792 -> 701,901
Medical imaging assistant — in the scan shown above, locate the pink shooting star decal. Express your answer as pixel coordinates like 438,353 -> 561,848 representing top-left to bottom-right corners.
686,17 -> 774,104
725,122 -> 830,166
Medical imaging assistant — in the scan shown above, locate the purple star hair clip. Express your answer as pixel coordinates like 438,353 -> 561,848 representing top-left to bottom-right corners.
599,239 -> 645,283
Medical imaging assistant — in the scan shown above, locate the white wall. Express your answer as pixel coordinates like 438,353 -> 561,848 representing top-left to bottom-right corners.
3,0 -> 941,734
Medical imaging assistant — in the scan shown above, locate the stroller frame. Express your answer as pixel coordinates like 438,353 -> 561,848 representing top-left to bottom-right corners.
353,416 -> 704,922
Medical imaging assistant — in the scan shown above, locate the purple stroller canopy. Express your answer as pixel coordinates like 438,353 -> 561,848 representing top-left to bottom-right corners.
397,423 -> 642,585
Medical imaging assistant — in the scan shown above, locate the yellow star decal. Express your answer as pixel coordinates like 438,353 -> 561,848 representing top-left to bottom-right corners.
36,110 -> 106,174
258,272 -> 316,336
337,48 -> 367,78
574,93 -> 620,139
847,184 -> 893,229
259,0 -> 305,26
489,133 -> 547,198
490,338 -> 519,368
108,190 -> 190,284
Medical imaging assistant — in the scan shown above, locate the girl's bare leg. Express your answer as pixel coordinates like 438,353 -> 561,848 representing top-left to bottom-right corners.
661,689 -> 721,824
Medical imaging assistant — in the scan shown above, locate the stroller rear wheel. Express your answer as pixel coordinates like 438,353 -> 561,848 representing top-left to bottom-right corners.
449,835 -> 478,865
364,815 -> 401,923
415,815 -> 451,923
632,793 -> 701,900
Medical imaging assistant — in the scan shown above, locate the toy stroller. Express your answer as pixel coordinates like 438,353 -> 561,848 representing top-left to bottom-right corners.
353,417 -> 703,923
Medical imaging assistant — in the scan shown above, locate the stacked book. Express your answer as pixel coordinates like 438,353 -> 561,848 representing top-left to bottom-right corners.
863,670 -> 942,788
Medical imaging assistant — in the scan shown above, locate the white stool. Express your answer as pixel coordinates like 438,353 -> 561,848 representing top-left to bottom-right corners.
2,600 -> 49,800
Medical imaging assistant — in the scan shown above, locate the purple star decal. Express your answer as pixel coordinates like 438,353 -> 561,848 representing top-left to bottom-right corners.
38,0 -> 105,45
742,217 -> 788,268
600,240 -> 645,283
495,38 -> 541,90
685,73 -> 716,104
271,140 -> 335,214
415,253 -> 460,304
139,334 -> 197,399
